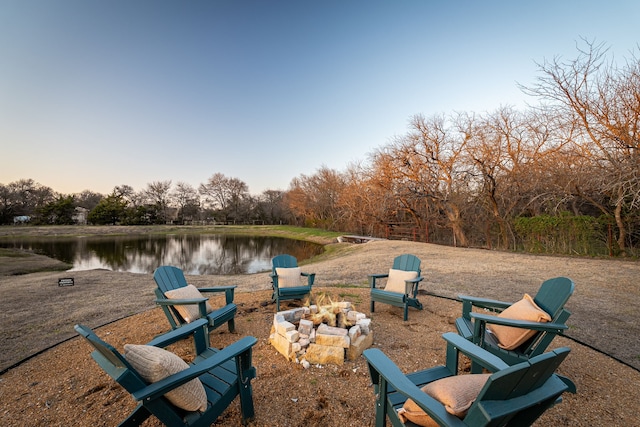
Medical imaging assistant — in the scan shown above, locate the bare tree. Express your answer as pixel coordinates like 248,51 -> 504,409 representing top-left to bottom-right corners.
334,162 -> 387,236
257,189 -> 288,224
0,184 -> 12,224
6,179 -> 55,220
171,182 -> 200,223
372,114 -> 471,246
199,173 -> 227,213
283,183 -> 310,226
74,190 -> 104,211
462,107 -> 572,249
113,185 -> 141,207
226,177 -> 249,222
285,167 -> 346,230
199,173 -> 249,223
144,180 -> 173,223
524,39 -> 640,254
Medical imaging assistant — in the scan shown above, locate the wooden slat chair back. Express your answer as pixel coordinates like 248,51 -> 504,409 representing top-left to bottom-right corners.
270,254 -> 315,311
456,277 -> 575,368
369,254 -> 424,321
74,320 -> 257,426
154,265 -> 237,337
532,277 -> 574,319
364,332 -> 575,427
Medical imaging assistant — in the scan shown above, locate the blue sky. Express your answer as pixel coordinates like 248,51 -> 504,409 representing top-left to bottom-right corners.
1,1 -> 638,196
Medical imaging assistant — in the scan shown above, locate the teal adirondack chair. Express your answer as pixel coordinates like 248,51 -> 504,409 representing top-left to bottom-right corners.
364,332 -> 576,427
74,319 -> 257,426
455,277 -> 574,370
270,254 -> 315,311
154,266 -> 237,337
369,254 -> 424,321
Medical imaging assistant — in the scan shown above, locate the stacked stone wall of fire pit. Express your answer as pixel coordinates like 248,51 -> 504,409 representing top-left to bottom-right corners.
269,301 -> 373,366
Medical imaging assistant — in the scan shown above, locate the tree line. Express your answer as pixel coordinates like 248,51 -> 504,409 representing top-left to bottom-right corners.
2,41 -> 638,256
0,174 -> 291,227
286,41 -> 640,257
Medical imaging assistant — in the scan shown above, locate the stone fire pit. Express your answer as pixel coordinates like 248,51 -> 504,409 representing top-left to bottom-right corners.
269,300 -> 373,366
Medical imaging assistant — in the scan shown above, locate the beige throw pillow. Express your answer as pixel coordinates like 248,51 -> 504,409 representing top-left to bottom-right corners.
384,269 -> 418,294
124,344 -> 207,412
398,374 -> 490,426
275,267 -> 302,288
164,285 -> 213,323
489,293 -> 552,350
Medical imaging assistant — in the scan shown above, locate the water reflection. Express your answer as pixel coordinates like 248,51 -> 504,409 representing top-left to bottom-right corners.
0,234 -> 323,274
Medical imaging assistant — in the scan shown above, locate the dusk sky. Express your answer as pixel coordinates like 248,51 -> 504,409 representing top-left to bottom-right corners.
1,1 -> 638,196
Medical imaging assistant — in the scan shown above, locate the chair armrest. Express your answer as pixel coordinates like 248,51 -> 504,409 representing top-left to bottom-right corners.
301,272 -> 315,286
363,347 -> 466,427
405,276 -> 423,296
470,313 -> 569,333
441,332 -> 509,372
198,285 -> 237,292
155,297 -> 207,306
199,286 -> 236,304
145,318 -> 209,348
458,294 -> 511,309
458,294 -> 512,320
132,336 -> 258,402
368,273 -> 389,289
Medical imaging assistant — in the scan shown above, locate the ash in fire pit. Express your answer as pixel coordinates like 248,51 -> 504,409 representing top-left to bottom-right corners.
269,299 -> 373,366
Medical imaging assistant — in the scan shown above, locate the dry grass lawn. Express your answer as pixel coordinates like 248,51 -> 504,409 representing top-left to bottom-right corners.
1,232 -> 639,426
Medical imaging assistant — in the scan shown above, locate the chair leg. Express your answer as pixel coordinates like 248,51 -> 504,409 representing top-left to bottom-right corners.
403,304 -> 409,321
374,377 -> 388,427
470,360 -> 484,374
370,300 -> 375,313
203,330 -> 211,349
238,373 -> 255,425
228,318 -> 236,333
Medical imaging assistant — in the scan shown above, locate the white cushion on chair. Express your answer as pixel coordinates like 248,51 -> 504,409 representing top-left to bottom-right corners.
164,285 -> 213,323
124,344 -> 207,412
275,267 -> 302,288
384,269 -> 418,294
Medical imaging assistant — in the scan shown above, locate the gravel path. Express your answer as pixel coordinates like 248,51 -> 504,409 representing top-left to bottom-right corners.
2,239 -> 639,372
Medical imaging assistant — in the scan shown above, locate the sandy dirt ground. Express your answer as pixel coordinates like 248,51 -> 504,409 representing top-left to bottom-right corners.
1,236 -> 639,426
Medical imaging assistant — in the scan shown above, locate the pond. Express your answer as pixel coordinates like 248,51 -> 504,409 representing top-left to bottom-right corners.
0,234 -> 324,275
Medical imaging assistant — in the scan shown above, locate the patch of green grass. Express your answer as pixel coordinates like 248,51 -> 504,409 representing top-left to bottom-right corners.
337,292 -> 358,297
0,248 -> 72,276
198,225 -> 342,243
0,248 -> 30,258
331,283 -> 365,289
338,292 -> 362,304
0,224 -> 343,244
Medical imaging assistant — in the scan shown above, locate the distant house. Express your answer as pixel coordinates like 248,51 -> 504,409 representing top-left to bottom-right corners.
13,215 -> 31,225
73,207 -> 89,225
